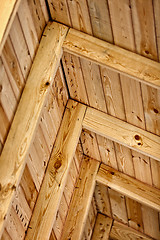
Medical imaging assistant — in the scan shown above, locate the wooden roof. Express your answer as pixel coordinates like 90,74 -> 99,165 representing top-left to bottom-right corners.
0,0 -> 160,239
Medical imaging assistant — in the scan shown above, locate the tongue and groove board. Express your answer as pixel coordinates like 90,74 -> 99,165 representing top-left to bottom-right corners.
0,0 -> 49,156
1,62 -> 69,240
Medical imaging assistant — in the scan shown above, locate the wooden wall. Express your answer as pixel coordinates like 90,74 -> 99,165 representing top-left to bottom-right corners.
1,64 -> 69,239
0,0 -> 49,156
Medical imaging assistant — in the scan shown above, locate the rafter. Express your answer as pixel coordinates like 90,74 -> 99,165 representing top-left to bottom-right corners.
61,156 -> 99,240
0,22 -> 68,237
63,28 -> 160,88
25,100 -> 86,240
83,106 -> 160,162
96,164 -> 160,212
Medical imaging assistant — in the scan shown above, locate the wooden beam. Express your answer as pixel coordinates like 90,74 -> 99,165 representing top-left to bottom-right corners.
25,100 -> 86,240
0,22 -> 68,237
61,156 -> 99,240
63,28 -> 160,88
110,220 -> 152,240
92,213 -> 113,240
83,107 -> 160,162
0,0 -> 22,54
96,164 -> 160,212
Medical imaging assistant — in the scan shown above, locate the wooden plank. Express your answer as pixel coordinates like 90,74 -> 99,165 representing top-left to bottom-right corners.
0,104 -> 10,145
81,129 -> 101,161
67,0 -> 92,34
87,0 -> 113,43
92,213 -> 113,240
0,0 -> 21,54
20,165 -> 38,212
97,135 -> 118,169
80,58 -> 107,112
141,205 -> 160,239
83,106 -> 160,161
94,182 -> 112,217
5,206 -> 25,240
153,0 -> 160,61
9,15 -> 32,79
100,67 -> 125,120
108,189 -> 128,224
0,22 -> 68,237
0,57 -> 17,123
114,144 -> 134,177
1,37 -> 24,100
62,52 -> 88,104
25,100 -> 86,240
141,84 -> 160,136
27,0 -> 46,41
1,229 -> 12,240
63,28 -> 160,88
48,0 -> 71,27
61,156 -> 99,240
126,198 -> 143,232
96,164 -> 160,211
17,0 -> 39,59
108,0 -> 135,51
110,220 -> 152,240
131,0 -> 158,61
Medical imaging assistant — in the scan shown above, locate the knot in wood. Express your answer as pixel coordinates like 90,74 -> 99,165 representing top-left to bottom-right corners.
54,160 -> 62,170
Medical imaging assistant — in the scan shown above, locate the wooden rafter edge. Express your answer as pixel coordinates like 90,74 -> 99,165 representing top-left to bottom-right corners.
83,106 -> 160,162
61,156 -> 99,240
63,28 -> 160,88
96,164 -> 160,212
25,100 -> 87,240
0,22 -> 68,238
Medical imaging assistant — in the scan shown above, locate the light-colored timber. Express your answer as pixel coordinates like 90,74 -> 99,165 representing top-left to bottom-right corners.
0,22 -> 68,238
92,213 -> 113,240
63,28 -> 160,88
61,156 -> 99,240
96,164 -> 160,211
110,220 -> 153,240
25,100 -> 86,240
83,106 -> 160,161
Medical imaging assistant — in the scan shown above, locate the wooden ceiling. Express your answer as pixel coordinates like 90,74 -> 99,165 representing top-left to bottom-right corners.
0,0 -> 160,240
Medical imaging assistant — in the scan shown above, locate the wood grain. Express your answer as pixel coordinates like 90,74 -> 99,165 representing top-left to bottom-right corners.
83,106 -> 160,161
92,213 -> 112,240
0,22 -> 68,238
96,164 -> 160,211
63,28 -> 160,88
61,156 -> 99,240
25,100 -> 86,240
110,220 -> 152,240
0,0 -> 21,54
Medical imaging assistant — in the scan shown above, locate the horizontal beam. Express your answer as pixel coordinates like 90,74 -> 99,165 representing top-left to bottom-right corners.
83,107 -> 160,162
96,164 -> 160,212
61,156 -> 99,240
0,22 -> 68,237
63,28 -> 160,88
110,220 -> 152,240
25,100 -> 87,240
